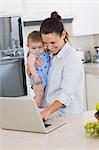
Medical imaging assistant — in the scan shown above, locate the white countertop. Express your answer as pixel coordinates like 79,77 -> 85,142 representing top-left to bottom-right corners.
0,110 -> 98,150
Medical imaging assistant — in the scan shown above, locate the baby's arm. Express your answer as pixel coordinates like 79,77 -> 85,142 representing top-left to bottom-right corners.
28,53 -> 40,84
26,63 -> 30,77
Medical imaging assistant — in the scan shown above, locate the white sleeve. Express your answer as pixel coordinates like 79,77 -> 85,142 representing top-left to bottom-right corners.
55,54 -> 84,107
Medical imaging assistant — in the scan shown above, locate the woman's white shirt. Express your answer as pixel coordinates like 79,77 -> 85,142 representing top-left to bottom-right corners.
43,42 -> 84,115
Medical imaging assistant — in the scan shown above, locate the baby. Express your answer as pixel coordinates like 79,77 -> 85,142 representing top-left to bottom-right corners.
27,31 -> 50,107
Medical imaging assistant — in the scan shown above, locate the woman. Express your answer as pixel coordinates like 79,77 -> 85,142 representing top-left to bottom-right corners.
37,12 -> 84,120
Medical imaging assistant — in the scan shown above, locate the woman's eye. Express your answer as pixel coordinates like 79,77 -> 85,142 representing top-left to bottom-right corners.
38,47 -> 42,49
51,42 -> 55,45
44,42 -> 55,46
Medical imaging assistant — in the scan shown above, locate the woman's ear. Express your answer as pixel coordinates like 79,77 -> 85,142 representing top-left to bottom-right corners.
61,31 -> 66,39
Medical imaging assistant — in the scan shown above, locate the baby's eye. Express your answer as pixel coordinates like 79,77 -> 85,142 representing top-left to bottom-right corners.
31,47 -> 36,50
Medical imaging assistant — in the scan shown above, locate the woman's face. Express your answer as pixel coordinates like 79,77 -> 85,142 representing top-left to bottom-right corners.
41,32 -> 65,55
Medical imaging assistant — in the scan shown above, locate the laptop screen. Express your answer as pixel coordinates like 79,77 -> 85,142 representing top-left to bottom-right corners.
0,16 -> 28,97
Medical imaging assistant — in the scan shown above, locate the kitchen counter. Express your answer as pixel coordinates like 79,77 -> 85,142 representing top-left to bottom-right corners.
84,62 -> 99,75
0,110 -> 98,150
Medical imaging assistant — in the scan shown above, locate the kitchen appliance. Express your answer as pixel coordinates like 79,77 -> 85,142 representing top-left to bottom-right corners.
0,58 -> 27,97
0,15 -> 27,97
76,49 -> 91,63
0,16 -> 23,50
93,46 -> 99,63
84,51 -> 91,63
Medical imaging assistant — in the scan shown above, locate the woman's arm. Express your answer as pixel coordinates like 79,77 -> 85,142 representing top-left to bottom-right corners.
40,100 -> 64,120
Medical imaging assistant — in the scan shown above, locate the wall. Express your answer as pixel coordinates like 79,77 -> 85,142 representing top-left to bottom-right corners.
93,35 -> 99,46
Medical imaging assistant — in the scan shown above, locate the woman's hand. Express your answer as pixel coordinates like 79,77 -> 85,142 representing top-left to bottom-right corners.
40,109 -> 50,121
40,101 -> 64,120
35,58 -> 43,68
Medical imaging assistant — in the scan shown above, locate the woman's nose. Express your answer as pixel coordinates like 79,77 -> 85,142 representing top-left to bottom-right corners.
45,43 -> 53,50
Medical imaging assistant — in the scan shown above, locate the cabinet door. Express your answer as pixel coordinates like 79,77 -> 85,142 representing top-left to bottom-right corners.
86,73 -> 99,110
23,0 -> 71,21
0,1 -> 23,16
0,0 -> 4,13
71,0 -> 98,36
97,1 -> 99,33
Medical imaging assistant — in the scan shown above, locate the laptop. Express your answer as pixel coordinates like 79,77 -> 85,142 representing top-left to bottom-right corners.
0,97 -> 66,133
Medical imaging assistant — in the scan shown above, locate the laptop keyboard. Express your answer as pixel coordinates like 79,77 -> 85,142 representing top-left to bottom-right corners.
43,119 -> 52,128
44,123 -> 52,128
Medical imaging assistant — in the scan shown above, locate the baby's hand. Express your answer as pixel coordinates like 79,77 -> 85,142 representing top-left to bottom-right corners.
34,76 -> 41,84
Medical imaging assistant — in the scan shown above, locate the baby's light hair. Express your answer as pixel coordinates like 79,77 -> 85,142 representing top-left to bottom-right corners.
27,30 -> 42,46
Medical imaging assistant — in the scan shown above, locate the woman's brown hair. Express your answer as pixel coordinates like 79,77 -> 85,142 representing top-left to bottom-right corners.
40,11 -> 69,42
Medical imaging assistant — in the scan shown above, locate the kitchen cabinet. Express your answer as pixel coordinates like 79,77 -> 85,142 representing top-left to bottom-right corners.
22,0 -> 99,35
0,0 -> 4,13
22,0 -> 72,21
0,1 -> 23,16
1,1 -> 98,36
85,73 -> 99,110
71,0 -> 99,36
97,1 -> 99,33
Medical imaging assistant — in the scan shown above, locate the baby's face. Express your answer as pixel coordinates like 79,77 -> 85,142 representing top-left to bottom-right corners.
28,41 -> 44,54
